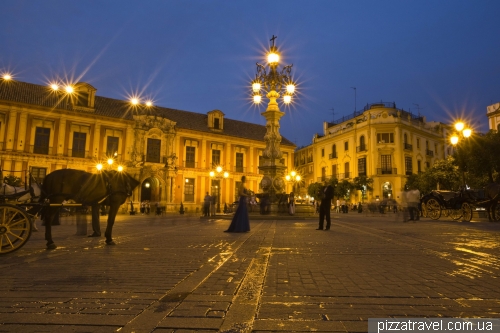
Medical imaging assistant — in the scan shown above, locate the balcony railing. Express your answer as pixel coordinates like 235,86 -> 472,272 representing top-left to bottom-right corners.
426,150 -> 434,157
377,168 -> 397,175
404,143 -> 413,150
405,171 -> 413,176
30,145 -> 52,155
67,149 -> 90,158
329,152 -> 337,159
184,161 -> 197,168
234,166 -> 245,173
356,145 -> 367,153
307,157 -> 313,163
339,172 -> 351,179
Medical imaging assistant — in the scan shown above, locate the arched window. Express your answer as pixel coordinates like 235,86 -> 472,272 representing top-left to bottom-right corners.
360,135 -> 365,147
404,133 -> 408,143
330,144 -> 337,159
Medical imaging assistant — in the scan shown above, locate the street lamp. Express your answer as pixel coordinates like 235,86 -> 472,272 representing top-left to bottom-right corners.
285,170 -> 301,193
251,35 -> 297,205
209,166 -> 229,213
450,121 -> 473,186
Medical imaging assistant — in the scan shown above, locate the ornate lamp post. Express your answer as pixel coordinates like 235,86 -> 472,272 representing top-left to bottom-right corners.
209,166 -> 229,213
450,121 -> 472,186
251,35 -> 296,207
285,170 -> 301,194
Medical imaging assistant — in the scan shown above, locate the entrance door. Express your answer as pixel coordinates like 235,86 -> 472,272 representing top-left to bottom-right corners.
141,180 -> 152,201
382,182 -> 392,199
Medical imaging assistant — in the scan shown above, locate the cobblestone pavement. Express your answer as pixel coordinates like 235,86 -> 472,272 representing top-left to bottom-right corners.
1,211 -> 499,332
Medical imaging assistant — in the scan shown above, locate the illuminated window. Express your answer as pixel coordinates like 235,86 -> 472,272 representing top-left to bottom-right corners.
34,127 -> 50,155
184,178 -> 195,202
72,132 -> 86,158
146,138 -> 161,163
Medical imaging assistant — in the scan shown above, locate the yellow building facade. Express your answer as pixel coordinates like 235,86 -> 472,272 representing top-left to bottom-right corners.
487,102 -> 500,132
296,102 -> 451,204
0,79 -> 295,212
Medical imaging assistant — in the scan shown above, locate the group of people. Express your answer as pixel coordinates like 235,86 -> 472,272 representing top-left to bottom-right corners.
203,192 -> 217,217
402,187 -> 421,222
140,200 -> 151,215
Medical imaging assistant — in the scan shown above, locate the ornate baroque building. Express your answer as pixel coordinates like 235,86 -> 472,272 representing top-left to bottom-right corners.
0,79 -> 295,212
295,102 -> 452,204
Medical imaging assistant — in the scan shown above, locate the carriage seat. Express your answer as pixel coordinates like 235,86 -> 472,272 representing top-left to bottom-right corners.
432,190 -> 459,201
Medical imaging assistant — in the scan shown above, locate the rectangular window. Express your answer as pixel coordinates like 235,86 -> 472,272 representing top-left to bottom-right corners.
34,127 -> 50,154
381,155 -> 392,170
405,156 -> 412,175
417,138 -> 420,148
31,167 -> 47,184
344,141 -> 349,151
344,162 -> 350,178
321,167 -> 326,181
321,148 -> 324,157
377,133 -> 394,143
72,132 -> 86,158
417,160 -> 422,173
185,146 -> 196,168
212,149 -> 221,166
214,118 -> 220,129
259,155 -> 265,167
425,161 -> 430,169
106,136 -> 119,157
184,178 -> 195,202
146,138 -> 161,163
235,153 -> 243,172
332,164 -> 337,178
358,158 -> 366,176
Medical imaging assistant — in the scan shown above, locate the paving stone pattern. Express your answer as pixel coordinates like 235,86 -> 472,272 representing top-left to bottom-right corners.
0,212 -> 499,332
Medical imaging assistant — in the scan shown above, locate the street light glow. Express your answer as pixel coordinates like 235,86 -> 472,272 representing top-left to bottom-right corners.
2,74 -> 12,80
252,81 -> 261,93
209,171 -> 215,177
145,100 -> 153,107
117,165 -> 124,172
65,86 -> 74,94
223,172 -> 229,178
286,83 -> 295,94
96,163 -> 103,171
107,158 -> 114,165
253,94 -> 262,104
216,166 -> 222,173
463,128 -> 472,138
285,175 -> 291,181
450,135 -> 459,145
267,52 -> 279,64
455,122 -> 464,132
283,95 -> 292,104
50,83 -> 59,91
131,98 -> 139,105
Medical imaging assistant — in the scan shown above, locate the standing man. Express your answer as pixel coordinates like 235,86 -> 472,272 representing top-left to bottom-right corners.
317,181 -> 334,230
407,187 -> 421,221
210,193 -> 216,216
203,192 -> 211,217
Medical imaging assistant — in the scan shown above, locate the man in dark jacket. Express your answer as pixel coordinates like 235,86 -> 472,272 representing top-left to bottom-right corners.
317,181 -> 334,230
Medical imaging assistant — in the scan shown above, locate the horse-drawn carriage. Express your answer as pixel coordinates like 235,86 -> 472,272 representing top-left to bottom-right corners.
0,168 -> 139,255
422,185 -> 500,222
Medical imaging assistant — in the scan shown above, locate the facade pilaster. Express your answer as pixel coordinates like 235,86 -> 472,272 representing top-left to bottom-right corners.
57,118 -> 67,155
5,109 -> 17,151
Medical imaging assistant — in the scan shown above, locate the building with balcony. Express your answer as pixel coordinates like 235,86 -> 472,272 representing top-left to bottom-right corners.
0,79 -> 295,212
298,102 -> 451,204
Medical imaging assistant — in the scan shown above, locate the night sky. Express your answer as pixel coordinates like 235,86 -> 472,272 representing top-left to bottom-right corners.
1,1 -> 499,148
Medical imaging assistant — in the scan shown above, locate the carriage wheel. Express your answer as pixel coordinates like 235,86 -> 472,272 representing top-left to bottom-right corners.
449,209 -> 463,220
461,202 -> 473,222
426,198 -> 442,220
0,204 -> 32,255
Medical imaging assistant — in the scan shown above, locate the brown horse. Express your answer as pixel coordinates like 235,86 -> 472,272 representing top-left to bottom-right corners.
40,169 -> 139,249
485,183 -> 500,221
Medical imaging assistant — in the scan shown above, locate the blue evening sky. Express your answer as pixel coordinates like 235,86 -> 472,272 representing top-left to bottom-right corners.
1,1 -> 499,148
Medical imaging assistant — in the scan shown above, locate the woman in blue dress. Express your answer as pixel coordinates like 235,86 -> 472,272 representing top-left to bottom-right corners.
224,176 -> 250,232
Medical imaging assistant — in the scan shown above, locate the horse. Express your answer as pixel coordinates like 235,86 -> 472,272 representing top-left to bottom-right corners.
39,169 -> 139,249
484,183 -> 500,221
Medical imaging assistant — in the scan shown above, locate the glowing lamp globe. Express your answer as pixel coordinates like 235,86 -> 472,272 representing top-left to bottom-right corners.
291,171 -> 296,177
283,95 -> 292,104
296,175 -> 301,181
145,101 -> 153,107
455,122 -> 464,132
96,163 -> 103,171
2,74 -> 12,80
253,94 -> 262,104
223,172 -> 229,178
216,166 -> 222,173
450,136 -> 459,145
117,165 -> 124,172
107,158 -> 114,165
286,83 -> 295,94
267,52 -> 279,64
209,171 -> 215,177
131,98 -> 139,105
285,175 -> 291,181
65,86 -> 74,94
50,83 -> 59,91
252,82 -> 261,93
463,128 -> 472,138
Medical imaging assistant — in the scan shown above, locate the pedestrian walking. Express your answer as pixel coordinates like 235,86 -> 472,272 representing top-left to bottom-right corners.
317,181 -> 334,230
407,187 -> 421,221
210,194 -> 216,216
288,192 -> 295,215
203,192 -> 211,217
399,189 -> 409,222
224,176 -> 250,232
336,199 -> 340,213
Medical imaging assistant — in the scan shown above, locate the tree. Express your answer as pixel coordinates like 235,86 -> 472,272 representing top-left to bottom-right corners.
405,156 -> 461,194
335,179 -> 353,200
352,176 -> 373,201
307,182 -> 324,201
